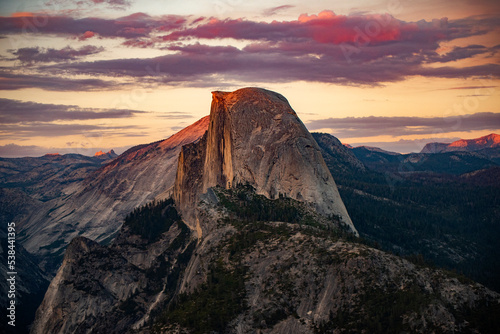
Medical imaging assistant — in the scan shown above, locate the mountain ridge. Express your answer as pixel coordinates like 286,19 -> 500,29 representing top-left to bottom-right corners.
174,88 -> 357,236
421,133 -> 500,153
31,182 -> 500,334
25,88 -> 500,333
16,116 -> 209,274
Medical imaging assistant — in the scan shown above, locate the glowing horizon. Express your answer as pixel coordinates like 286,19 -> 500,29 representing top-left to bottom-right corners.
0,0 -> 499,157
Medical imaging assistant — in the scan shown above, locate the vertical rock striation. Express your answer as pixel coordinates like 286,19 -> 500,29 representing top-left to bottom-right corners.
174,88 -> 357,236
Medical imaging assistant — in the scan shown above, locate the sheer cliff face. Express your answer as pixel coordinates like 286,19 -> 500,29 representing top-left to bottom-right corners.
30,190 -> 500,334
20,116 -> 209,273
175,88 -> 357,235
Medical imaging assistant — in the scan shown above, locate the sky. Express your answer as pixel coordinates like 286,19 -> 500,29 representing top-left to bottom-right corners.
0,0 -> 499,157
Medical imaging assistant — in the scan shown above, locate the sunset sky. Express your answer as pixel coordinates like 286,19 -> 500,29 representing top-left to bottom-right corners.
0,0 -> 499,157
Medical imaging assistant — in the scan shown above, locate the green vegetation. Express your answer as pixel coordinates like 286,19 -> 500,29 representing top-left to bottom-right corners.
39,239 -> 65,250
124,198 -> 181,242
314,134 -> 500,292
457,299 -> 500,334
118,296 -> 140,315
153,185 -> 324,333
337,173 -> 500,291
154,260 -> 247,334
316,285 -> 435,334
225,220 -> 291,260
216,184 -> 303,223
214,184 -> 339,230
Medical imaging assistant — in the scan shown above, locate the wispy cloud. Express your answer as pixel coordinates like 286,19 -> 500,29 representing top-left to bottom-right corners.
46,0 -> 132,10
262,5 -> 295,16
9,45 -> 104,64
0,123 -> 143,139
154,111 -> 194,119
0,12 -> 186,39
0,98 -> 145,124
445,85 -> 497,90
306,112 -> 500,138
0,71 -> 121,91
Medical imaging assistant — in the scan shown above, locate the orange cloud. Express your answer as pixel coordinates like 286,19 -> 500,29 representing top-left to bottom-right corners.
11,12 -> 35,18
79,30 -> 95,40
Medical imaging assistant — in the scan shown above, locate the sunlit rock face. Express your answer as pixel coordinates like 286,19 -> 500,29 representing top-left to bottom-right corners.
421,133 -> 500,153
19,116 -> 209,273
174,87 -> 357,236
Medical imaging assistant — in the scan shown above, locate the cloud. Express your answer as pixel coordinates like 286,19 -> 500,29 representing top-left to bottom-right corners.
169,126 -> 186,132
445,85 -> 497,90
428,45 -> 490,63
0,71 -> 121,91
0,98 -> 145,123
1,11 -> 498,88
412,64 -> 500,79
154,111 -> 194,119
160,11 -> 482,45
263,5 -> 295,16
0,123 -> 101,137
79,31 -> 95,40
46,0 -> 131,10
90,0 -> 131,8
36,42 -> 499,87
0,12 -> 187,40
0,144 -> 48,158
306,112 -> 500,138
0,123 -> 142,139
9,45 -> 104,64
0,99 -> 148,143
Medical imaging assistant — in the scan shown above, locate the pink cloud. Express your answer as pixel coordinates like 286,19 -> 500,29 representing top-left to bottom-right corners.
79,30 -> 95,40
0,12 -> 188,39
161,11 -> 454,46
1,11 -> 498,90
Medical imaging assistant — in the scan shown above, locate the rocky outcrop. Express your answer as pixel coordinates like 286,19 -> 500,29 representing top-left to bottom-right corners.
18,116 -> 209,273
0,228 -> 49,333
174,88 -> 357,236
420,142 -> 450,154
420,133 -> 500,153
30,186 -> 500,334
31,201 -> 196,334
94,149 -> 118,160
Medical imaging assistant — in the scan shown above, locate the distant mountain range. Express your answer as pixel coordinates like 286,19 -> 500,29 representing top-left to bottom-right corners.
1,96 -> 499,333
28,88 -> 500,334
420,133 -> 500,153
94,149 -> 118,159
315,132 -> 500,294
17,117 -> 209,274
347,134 -> 500,176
